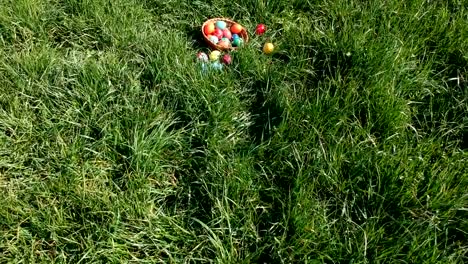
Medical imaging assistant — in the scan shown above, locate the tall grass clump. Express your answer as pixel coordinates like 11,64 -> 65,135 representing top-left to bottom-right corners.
1,0 -> 467,263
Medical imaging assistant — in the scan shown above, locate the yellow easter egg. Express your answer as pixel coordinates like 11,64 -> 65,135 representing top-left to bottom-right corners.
210,50 -> 221,61
263,43 -> 274,54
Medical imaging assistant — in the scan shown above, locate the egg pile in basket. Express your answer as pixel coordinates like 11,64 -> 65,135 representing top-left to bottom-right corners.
202,18 -> 249,51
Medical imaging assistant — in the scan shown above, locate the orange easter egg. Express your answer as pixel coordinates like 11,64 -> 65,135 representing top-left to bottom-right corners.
218,40 -> 230,49
204,22 -> 215,35
231,23 -> 243,34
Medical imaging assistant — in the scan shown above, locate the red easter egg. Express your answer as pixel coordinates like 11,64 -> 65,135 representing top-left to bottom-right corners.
222,54 -> 232,65
256,24 -> 266,35
214,28 -> 223,39
223,29 -> 232,40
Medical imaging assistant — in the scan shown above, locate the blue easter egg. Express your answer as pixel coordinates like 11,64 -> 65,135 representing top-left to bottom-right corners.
201,63 -> 208,74
216,21 -> 227,30
232,34 -> 240,40
211,61 -> 223,71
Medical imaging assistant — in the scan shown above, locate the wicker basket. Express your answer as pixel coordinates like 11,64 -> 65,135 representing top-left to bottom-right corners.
202,18 -> 249,51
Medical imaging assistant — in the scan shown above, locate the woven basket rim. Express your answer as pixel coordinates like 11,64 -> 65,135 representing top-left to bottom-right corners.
202,18 -> 249,51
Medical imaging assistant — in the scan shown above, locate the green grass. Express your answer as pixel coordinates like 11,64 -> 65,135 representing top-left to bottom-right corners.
0,0 -> 467,263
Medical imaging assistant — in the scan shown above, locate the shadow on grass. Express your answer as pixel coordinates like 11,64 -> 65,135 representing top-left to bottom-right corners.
168,136 -> 214,224
247,79 -> 283,144
242,78 -> 296,262
111,143 -> 132,191
413,51 -> 468,149
185,26 -> 208,51
244,43 -> 371,261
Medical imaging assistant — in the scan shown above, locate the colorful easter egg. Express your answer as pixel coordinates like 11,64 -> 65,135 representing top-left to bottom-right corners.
256,24 -> 266,35
204,22 -> 215,35
232,38 -> 243,47
197,52 -> 208,62
222,29 -> 232,40
263,42 -> 274,54
215,21 -> 227,30
222,54 -> 232,65
232,34 -> 240,40
231,23 -> 243,34
218,39 -> 230,49
209,50 -> 221,61
208,35 -> 219,44
214,28 -> 223,39
201,63 -> 208,74
211,61 -> 224,71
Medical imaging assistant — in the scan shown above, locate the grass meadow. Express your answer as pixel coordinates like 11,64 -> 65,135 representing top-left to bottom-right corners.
0,0 -> 467,263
